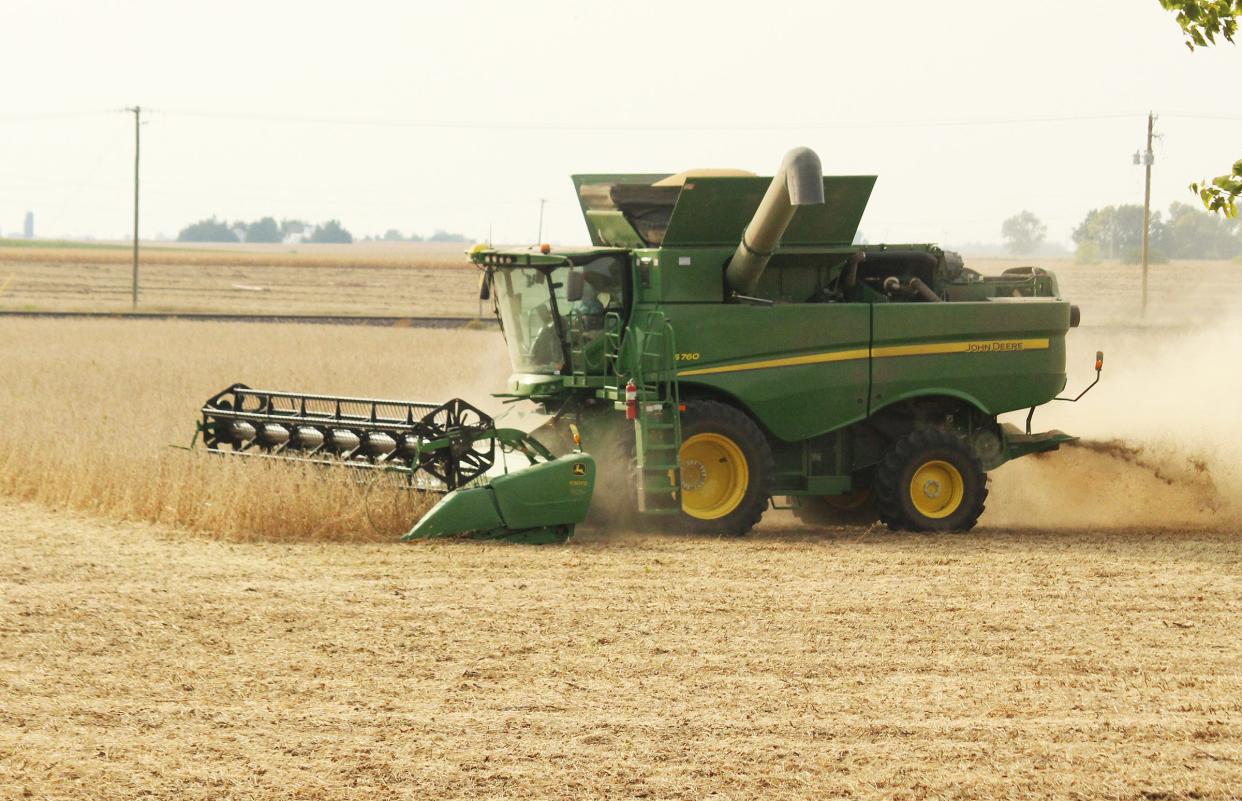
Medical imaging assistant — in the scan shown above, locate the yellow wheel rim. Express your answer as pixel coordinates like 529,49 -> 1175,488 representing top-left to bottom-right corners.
680,433 -> 749,520
909,460 -> 965,519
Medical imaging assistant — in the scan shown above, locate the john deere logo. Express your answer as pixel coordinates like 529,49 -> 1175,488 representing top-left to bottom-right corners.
966,341 -> 1026,353
572,463 -> 586,476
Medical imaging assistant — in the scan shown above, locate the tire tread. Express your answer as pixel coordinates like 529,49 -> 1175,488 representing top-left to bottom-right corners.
678,401 -> 773,536
873,428 -> 988,532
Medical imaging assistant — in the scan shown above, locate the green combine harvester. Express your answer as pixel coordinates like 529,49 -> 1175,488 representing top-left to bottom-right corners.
196,148 -> 1099,543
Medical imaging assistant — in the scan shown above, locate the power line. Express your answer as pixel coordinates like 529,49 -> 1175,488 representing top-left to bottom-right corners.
0,109 -> 120,124
4,107 -> 1239,131
154,108 -> 1150,133
1163,112 -> 1242,122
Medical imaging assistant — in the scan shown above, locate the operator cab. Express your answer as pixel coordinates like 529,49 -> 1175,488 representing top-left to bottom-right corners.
478,248 -> 629,377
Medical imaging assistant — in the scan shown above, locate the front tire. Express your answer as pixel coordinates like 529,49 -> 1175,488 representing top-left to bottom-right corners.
677,401 -> 772,536
874,429 -> 987,532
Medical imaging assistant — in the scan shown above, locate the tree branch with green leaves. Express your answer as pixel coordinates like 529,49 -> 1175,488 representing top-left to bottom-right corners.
1159,0 -> 1242,217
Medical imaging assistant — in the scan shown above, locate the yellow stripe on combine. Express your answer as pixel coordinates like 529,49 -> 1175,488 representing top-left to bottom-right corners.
872,337 -> 1050,359
677,338 -> 1050,378
677,347 -> 870,377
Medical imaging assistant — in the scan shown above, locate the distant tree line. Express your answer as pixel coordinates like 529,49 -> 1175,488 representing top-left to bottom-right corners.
999,205 -> 1241,263
373,229 -> 471,243
1072,202 -> 1242,263
177,217 -> 472,246
177,217 -> 353,244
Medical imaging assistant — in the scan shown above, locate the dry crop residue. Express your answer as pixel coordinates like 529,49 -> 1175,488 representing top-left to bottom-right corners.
2,502 -> 1240,799
0,242 -> 479,317
986,439 -> 1227,529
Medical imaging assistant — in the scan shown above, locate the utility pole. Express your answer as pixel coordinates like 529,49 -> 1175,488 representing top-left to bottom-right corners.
536,198 -> 546,244
1135,111 -> 1156,317
127,105 -> 141,309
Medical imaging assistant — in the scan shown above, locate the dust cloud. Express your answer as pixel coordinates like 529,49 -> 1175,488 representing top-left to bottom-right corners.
984,315 -> 1242,530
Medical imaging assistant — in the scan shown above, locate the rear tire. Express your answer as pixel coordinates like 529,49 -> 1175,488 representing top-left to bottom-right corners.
792,488 -> 879,528
677,401 -> 772,536
874,429 -> 987,532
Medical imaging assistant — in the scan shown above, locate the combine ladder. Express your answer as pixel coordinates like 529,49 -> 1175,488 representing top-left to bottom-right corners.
627,311 -> 683,515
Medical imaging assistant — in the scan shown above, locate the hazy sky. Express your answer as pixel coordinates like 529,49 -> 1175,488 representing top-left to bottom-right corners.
2,0 -> 1239,246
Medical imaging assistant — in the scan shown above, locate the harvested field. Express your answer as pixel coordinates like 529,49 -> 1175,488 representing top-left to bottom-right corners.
0,242 -> 479,316
966,257 -> 1241,329
2,502 -> 1240,799
1,243 -> 1238,324
2,254 -> 1242,798
0,240 -> 474,268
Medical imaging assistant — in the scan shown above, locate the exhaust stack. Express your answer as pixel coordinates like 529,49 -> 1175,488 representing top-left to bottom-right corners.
725,147 -> 824,295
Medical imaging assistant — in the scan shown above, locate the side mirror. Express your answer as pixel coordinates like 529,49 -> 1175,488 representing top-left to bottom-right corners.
565,270 -> 584,302
477,271 -> 491,301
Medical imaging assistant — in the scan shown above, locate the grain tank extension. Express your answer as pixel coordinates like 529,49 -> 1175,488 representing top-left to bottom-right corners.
194,148 -> 1098,542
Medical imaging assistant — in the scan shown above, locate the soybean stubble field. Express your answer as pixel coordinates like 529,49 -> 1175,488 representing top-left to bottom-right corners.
0,241 -> 478,316
2,244 -> 1241,799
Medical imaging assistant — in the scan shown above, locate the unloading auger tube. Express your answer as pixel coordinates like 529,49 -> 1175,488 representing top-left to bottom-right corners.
195,383 -> 597,543
725,146 -> 825,296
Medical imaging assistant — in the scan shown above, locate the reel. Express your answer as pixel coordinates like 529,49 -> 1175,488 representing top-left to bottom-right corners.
198,383 -> 497,491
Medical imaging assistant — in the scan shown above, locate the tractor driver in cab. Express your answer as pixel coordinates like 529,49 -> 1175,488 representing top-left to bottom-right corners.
567,255 -> 624,334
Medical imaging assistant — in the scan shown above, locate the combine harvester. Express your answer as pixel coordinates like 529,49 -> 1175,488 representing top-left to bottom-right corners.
196,148 -> 1100,543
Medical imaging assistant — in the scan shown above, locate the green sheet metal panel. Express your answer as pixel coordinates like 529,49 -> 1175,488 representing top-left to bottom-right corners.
869,301 -> 1071,415
584,210 -> 646,248
403,485 -> 504,540
491,454 -> 596,529
661,176 -> 876,247
403,455 -> 596,540
661,302 -> 872,441
651,246 -> 733,303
